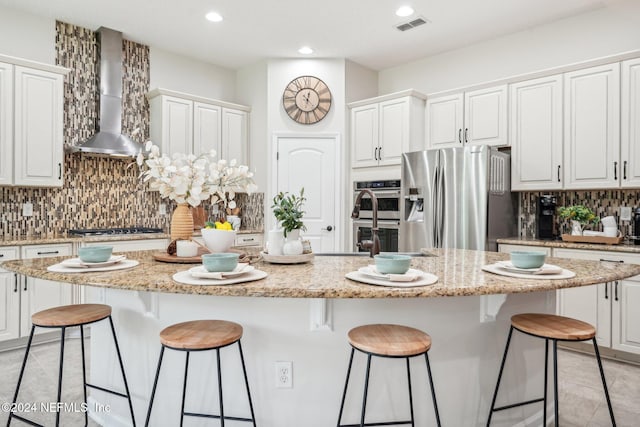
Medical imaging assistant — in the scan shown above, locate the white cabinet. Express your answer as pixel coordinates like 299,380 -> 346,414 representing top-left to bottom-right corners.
82,239 -> 168,252
426,85 -> 507,149
621,58 -> 640,188
0,247 -> 20,342
612,278 -> 640,354
510,75 -> 563,191
564,63 -> 620,189
350,91 -> 425,168
0,56 -> 67,188
148,88 -> 250,164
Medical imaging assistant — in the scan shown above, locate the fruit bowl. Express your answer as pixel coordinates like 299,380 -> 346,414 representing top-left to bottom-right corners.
201,228 -> 237,253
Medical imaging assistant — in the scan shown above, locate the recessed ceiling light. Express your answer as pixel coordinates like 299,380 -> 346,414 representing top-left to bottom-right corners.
298,46 -> 313,55
395,6 -> 414,17
205,11 -> 223,22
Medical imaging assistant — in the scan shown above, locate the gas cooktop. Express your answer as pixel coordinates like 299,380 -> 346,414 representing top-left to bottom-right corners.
68,227 -> 164,236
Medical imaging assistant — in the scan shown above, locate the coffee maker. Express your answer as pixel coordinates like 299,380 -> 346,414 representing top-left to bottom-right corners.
537,195 -> 557,240
634,208 -> 640,245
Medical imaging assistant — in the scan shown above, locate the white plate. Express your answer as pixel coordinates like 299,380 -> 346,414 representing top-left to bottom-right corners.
496,261 -> 563,275
482,263 -> 575,280
48,259 -> 139,273
173,269 -> 267,286
189,264 -> 254,279
60,255 -> 127,268
345,270 -> 438,288
358,266 -> 424,282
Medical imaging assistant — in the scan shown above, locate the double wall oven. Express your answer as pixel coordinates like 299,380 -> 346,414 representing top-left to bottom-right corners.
352,180 -> 401,253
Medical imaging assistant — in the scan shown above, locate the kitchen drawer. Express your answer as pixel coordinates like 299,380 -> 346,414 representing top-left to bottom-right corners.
21,243 -> 72,259
554,248 -> 640,281
83,239 -> 168,252
0,246 -> 19,262
498,244 -> 552,256
235,233 -> 263,247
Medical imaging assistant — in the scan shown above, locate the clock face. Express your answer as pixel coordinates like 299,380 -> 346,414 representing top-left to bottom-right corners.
283,76 -> 331,124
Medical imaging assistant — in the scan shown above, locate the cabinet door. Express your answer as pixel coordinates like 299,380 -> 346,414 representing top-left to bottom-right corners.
161,95 -> 193,156
13,66 -> 64,187
351,104 -> 379,168
464,85 -> 508,147
510,75 -> 563,190
621,58 -> 640,188
20,277 -> 73,336
0,246 -> 20,342
378,97 -> 409,166
564,63 -> 620,189
425,93 -> 463,149
612,279 -> 640,355
221,108 -> 247,164
193,102 -> 221,156
0,62 -> 12,186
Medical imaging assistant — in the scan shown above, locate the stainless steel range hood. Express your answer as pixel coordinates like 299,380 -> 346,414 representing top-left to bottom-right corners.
68,27 -> 141,157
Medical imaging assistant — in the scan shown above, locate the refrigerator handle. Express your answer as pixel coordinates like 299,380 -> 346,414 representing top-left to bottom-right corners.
433,168 -> 440,248
437,164 -> 445,247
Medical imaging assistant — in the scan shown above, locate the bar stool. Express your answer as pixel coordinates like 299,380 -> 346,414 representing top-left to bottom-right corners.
487,313 -> 615,426
144,320 -> 257,427
337,324 -> 441,427
7,304 -> 136,427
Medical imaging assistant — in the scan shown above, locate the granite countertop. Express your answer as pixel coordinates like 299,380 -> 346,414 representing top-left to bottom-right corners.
3,248 -> 639,299
497,237 -> 640,254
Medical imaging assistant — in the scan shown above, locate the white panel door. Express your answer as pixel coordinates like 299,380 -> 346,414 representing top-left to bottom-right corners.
13,66 -> 64,187
378,97 -> 409,166
222,108 -> 247,164
564,63 -> 620,189
0,62 -> 12,186
277,135 -> 338,253
464,85 -> 508,147
425,93 -> 463,148
612,279 -> 640,355
0,246 -> 19,342
162,96 -> 193,156
193,102 -> 221,156
621,58 -> 640,188
510,75 -> 563,190
351,104 -> 379,168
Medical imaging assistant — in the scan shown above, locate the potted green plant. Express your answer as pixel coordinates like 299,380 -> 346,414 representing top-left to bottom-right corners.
557,205 -> 600,235
272,188 -> 307,255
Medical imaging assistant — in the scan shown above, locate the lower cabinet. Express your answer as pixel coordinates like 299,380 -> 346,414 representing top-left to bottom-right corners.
0,246 -> 20,341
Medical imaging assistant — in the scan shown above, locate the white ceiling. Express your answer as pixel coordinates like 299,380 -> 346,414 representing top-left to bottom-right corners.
0,0 -> 620,70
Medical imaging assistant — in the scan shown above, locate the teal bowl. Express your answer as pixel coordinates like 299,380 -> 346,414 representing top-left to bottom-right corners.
374,254 -> 411,274
510,251 -> 546,269
78,245 -> 113,263
202,253 -> 239,272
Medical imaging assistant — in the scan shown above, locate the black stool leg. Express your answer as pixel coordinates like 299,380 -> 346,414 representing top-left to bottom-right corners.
237,341 -> 257,426
487,325 -> 514,427
80,325 -> 88,427
7,325 -> 36,427
216,348 -> 225,427
144,346 -> 165,427
55,327 -> 66,427
593,338 -> 616,426
108,316 -> 137,427
180,351 -> 190,427
360,354 -> 372,427
406,358 -> 415,427
425,353 -> 441,427
552,340 -> 559,427
543,339 -> 549,427
336,348 -> 355,427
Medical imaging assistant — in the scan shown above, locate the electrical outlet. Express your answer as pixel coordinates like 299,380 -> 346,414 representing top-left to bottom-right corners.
22,202 -> 33,217
159,203 -> 167,215
620,206 -> 632,222
275,361 -> 292,388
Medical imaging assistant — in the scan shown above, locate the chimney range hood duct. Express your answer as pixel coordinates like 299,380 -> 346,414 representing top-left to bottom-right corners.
68,27 -> 141,157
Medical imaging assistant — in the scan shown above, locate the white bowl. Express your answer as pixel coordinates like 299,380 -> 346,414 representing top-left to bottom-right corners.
201,228 -> 237,253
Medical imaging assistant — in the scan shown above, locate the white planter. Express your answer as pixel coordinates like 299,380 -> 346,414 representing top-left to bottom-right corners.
201,228 -> 237,253
571,220 -> 583,236
282,229 -> 303,255
267,228 -> 285,255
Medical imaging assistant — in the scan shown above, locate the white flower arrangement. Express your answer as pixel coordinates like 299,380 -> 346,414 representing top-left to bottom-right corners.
136,141 -> 257,208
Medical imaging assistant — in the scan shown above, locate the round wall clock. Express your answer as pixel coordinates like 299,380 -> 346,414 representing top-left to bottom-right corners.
282,76 -> 331,125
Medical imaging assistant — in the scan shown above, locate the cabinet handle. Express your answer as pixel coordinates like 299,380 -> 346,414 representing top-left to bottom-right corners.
37,250 -> 59,255
58,163 -> 62,180
0,254 -> 4,257
464,128 -> 469,143
557,165 -> 561,182
623,160 -> 627,180
374,147 -> 378,161
614,161 -> 618,180
458,129 -> 462,144
378,146 -> 382,160
604,282 -> 609,299
14,274 -> 18,293
614,280 -> 619,301
23,276 -> 27,292
599,258 -> 623,263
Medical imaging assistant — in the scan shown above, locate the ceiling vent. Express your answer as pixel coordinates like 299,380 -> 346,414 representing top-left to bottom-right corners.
395,17 -> 429,32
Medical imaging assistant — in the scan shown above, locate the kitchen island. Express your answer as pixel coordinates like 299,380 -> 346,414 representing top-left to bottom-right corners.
3,249 -> 639,427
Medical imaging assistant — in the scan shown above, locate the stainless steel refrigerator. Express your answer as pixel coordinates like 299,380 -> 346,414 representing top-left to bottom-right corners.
400,145 -> 517,252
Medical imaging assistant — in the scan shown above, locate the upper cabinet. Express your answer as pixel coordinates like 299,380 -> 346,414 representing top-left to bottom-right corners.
510,75 -> 563,191
349,90 -> 425,169
564,63 -> 620,189
0,56 -> 67,188
622,58 -> 640,188
426,85 -> 508,149
148,88 -> 250,165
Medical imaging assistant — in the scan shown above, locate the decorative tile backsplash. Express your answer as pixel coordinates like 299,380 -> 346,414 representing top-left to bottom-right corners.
519,190 -> 640,238
0,22 -> 262,237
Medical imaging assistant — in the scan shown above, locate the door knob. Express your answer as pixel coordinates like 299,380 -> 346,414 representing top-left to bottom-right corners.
322,225 -> 333,232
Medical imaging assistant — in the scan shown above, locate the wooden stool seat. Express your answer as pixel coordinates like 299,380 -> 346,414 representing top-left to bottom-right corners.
31,303 -> 112,327
348,324 -> 432,357
160,320 -> 243,350
511,313 -> 596,341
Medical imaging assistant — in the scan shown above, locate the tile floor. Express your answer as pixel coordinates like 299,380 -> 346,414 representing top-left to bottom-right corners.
0,339 -> 638,426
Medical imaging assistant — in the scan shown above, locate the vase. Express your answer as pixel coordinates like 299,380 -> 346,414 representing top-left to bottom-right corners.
570,220 -> 583,236
201,228 -> 237,253
282,229 -> 303,255
267,228 -> 285,256
170,203 -> 194,240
